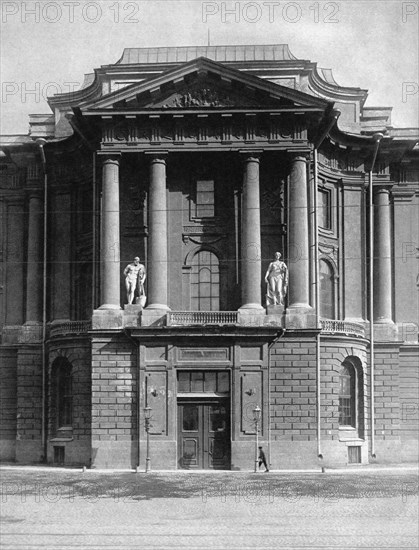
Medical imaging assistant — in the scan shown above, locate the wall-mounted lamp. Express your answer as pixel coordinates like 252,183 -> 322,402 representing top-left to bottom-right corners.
144,406 -> 152,473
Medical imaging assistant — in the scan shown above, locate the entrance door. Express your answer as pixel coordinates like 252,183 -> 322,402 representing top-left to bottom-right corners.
178,401 -> 230,469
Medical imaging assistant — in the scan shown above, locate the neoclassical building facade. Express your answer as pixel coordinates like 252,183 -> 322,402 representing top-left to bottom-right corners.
0,45 -> 418,469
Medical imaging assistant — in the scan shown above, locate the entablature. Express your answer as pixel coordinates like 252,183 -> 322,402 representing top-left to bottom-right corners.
87,110 -> 313,152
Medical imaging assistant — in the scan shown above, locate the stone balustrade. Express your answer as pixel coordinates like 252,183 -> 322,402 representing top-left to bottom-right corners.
320,319 -> 365,338
167,311 -> 239,326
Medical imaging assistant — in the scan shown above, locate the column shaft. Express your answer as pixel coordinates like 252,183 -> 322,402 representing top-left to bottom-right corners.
147,156 -> 169,310
288,155 -> 310,308
100,156 -> 121,309
25,193 -> 43,323
241,154 -> 263,309
52,191 -> 71,320
373,186 -> 392,322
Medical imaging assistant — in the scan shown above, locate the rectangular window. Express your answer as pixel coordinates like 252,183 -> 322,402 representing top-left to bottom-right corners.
53,446 -> 65,465
177,371 -> 230,394
348,446 -> 361,464
318,188 -> 331,229
191,372 -> 204,392
196,180 -> 215,218
178,372 -> 190,393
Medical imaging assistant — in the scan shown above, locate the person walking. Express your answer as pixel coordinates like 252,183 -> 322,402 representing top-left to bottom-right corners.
258,446 -> 269,472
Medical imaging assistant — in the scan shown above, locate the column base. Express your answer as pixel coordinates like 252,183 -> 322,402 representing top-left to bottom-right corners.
344,317 -> 366,324
146,304 -> 170,311
239,303 -> 265,311
373,321 -> 399,342
285,305 -> 316,329
98,304 -> 122,310
92,309 -> 124,330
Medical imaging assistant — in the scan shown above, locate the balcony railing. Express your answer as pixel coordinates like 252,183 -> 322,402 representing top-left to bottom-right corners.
49,321 -> 92,338
320,320 -> 365,338
167,311 -> 238,326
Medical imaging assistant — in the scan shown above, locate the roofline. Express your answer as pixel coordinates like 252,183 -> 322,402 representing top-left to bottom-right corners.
78,56 -> 330,111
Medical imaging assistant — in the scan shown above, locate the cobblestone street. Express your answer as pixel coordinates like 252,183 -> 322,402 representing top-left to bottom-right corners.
0,467 -> 417,549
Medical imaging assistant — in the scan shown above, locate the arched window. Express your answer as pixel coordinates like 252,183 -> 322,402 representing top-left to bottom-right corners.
338,358 -> 364,436
319,259 -> 335,319
339,364 -> 355,427
53,359 -> 73,427
191,250 -> 220,311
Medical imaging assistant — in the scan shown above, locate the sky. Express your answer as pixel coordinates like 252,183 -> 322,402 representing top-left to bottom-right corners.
0,0 -> 418,135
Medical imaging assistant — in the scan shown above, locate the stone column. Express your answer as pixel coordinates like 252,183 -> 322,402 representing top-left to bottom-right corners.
25,192 -> 43,323
99,155 -> 121,309
286,154 -> 314,328
51,190 -> 71,322
146,155 -> 169,311
240,154 -> 263,311
373,185 -> 393,323
5,198 -> 25,325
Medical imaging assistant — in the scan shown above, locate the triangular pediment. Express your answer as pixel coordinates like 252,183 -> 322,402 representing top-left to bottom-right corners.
134,75 -> 273,109
79,57 -> 330,113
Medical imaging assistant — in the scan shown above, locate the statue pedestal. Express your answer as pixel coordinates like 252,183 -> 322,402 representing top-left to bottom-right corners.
264,305 -> 285,328
123,304 -> 142,328
267,305 -> 285,315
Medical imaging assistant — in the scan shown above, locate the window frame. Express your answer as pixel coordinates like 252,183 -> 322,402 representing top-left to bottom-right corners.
338,360 -> 364,436
338,364 -> 356,428
54,359 -> 73,429
319,258 -> 336,320
191,179 -> 216,220
318,186 -> 332,231
177,371 -> 230,395
190,249 -> 220,312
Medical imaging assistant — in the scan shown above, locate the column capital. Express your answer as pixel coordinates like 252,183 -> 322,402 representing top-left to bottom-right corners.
101,154 -> 121,166
288,152 -> 310,163
373,181 -> 393,193
145,151 -> 169,163
239,150 -> 263,162
26,188 -> 43,200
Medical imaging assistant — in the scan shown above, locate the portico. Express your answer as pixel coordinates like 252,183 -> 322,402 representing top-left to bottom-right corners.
86,57 -> 328,328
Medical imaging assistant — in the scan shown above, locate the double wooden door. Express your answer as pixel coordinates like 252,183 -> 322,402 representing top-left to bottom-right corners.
178,400 -> 230,469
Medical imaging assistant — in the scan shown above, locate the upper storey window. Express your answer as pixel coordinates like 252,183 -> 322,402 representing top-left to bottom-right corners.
195,180 -> 215,218
191,250 -> 220,311
319,259 -> 335,319
318,188 -> 331,230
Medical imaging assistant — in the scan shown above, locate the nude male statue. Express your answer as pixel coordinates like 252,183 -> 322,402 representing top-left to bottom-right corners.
123,257 -> 146,305
265,252 -> 288,307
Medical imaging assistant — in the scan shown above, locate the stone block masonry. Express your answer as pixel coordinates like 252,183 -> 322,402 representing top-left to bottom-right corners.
91,335 -> 137,468
270,336 -> 317,442
269,334 -> 370,468
15,345 -> 43,463
0,349 -> 18,461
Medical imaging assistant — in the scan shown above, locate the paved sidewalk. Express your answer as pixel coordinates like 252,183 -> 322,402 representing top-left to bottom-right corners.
1,468 -> 418,549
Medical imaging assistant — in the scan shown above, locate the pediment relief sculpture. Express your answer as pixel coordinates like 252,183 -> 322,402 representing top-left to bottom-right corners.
164,87 -> 236,108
